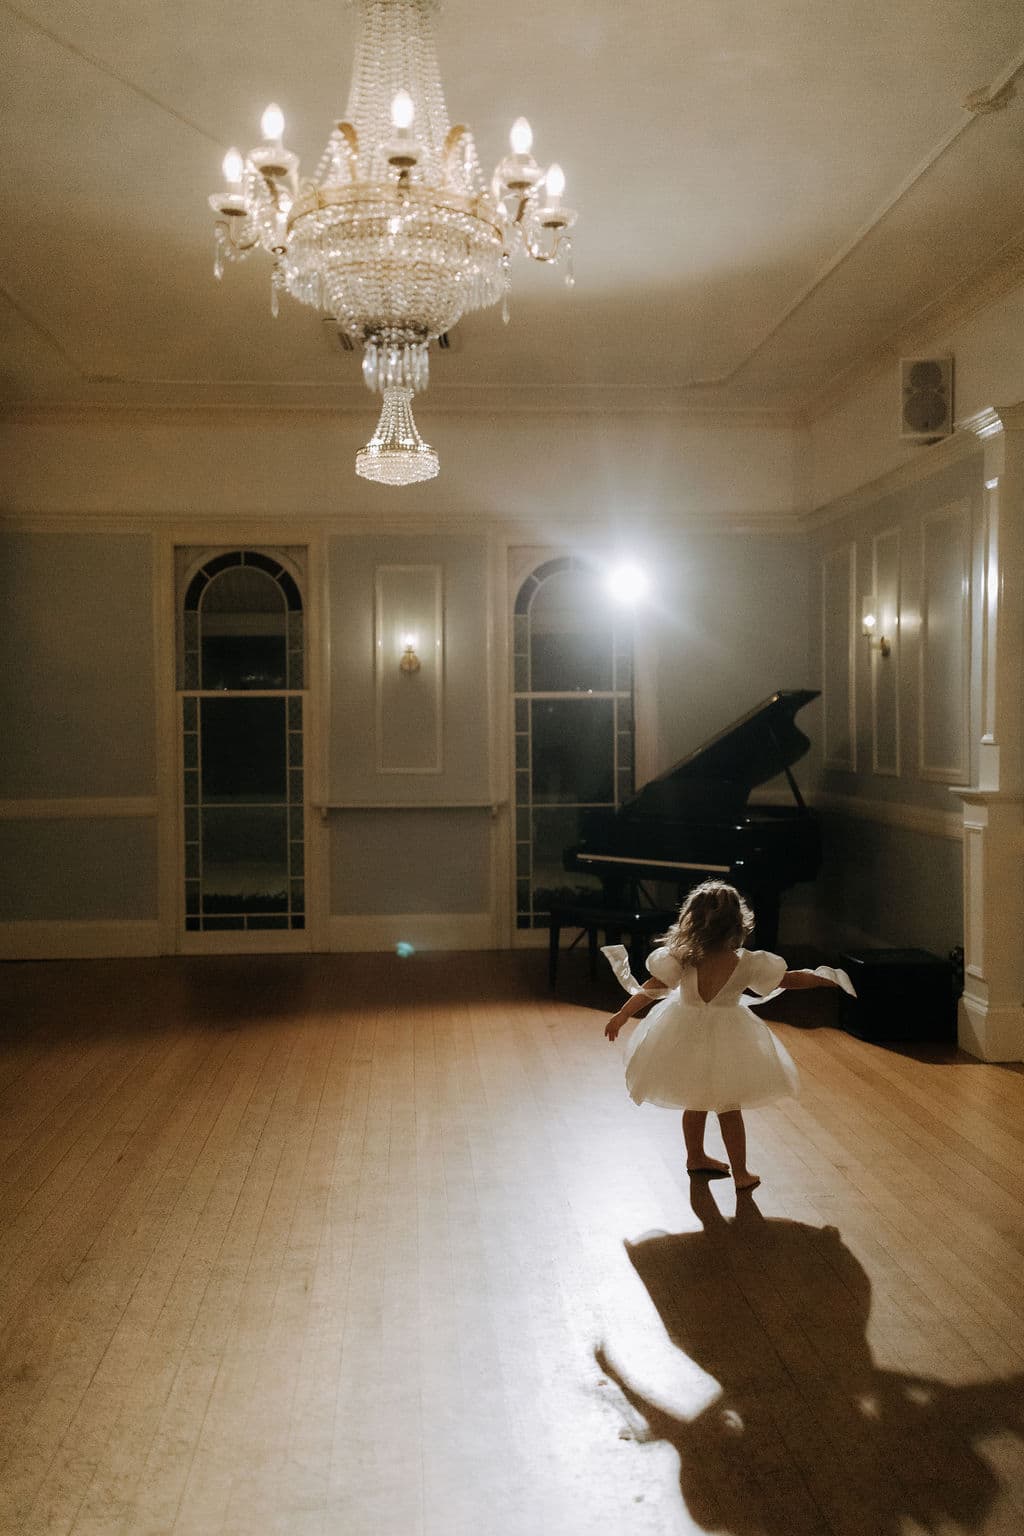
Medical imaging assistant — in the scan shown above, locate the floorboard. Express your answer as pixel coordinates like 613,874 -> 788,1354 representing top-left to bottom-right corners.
0,951 -> 1022,1536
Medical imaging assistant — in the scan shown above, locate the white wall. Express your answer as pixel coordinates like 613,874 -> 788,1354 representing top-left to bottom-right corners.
804,284 -> 1024,510
0,409 -> 799,524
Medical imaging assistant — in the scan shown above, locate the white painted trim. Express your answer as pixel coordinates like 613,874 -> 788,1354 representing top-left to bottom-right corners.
958,995 -> 1024,1063
305,524 -> 331,954
812,790 -> 962,840
918,499 -> 971,784
0,921 -> 161,960
326,913 -> 495,953
169,534 -> 316,955
373,564 -> 444,775
821,543 -> 856,770
870,527 -> 901,777
487,527 -> 511,950
154,532 -> 179,956
0,797 -> 157,819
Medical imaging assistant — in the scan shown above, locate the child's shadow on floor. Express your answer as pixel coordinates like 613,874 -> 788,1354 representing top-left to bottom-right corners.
597,1184 -> 1024,1536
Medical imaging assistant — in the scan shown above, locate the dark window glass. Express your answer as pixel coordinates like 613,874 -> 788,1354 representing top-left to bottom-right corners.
529,570 -> 613,693
531,699 -> 615,803
200,699 -> 287,802
200,807 -> 288,912
530,807 -> 601,913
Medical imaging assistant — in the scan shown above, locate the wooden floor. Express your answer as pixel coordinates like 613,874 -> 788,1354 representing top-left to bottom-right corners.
1,950 -> 1022,1536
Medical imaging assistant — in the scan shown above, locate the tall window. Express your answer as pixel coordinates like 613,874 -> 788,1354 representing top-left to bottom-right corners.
513,557 -> 634,928
178,551 -> 305,933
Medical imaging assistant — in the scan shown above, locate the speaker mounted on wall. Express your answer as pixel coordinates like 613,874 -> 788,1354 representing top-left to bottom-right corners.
900,356 -> 953,443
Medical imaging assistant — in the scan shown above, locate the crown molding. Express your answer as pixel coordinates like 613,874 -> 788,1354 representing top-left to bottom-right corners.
801,228 -> 1024,428
958,402 -> 1024,439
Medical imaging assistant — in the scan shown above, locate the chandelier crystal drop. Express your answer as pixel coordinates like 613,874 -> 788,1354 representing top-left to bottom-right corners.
208,0 -> 576,485
355,387 -> 439,484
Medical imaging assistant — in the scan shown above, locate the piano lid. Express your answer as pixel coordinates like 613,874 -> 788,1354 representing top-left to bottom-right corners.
625,689 -> 820,819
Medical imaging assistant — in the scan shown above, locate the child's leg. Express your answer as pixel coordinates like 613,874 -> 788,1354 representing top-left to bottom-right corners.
682,1110 -> 729,1174
717,1110 -> 760,1190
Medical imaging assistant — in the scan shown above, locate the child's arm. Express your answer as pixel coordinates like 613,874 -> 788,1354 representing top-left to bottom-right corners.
605,979 -> 664,1040
778,969 -> 844,990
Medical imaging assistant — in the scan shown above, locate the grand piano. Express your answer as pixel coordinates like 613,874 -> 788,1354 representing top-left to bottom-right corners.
563,689 -> 821,949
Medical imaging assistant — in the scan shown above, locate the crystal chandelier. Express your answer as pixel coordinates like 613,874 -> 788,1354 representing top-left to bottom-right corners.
208,0 -> 576,485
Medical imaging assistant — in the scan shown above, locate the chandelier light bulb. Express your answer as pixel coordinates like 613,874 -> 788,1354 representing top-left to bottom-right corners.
509,117 -> 533,154
390,89 -> 415,130
260,102 -> 285,143
222,147 -> 244,186
209,0 -> 578,483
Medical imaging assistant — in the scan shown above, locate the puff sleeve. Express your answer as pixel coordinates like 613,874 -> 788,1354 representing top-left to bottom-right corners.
744,950 -> 788,996
645,946 -> 684,990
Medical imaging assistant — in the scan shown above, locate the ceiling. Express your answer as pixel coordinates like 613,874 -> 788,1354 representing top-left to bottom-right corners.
2,0 -> 1024,421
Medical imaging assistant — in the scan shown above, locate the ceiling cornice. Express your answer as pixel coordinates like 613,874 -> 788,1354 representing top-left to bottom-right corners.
800,426 -> 982,532
801,225 -> 1024,427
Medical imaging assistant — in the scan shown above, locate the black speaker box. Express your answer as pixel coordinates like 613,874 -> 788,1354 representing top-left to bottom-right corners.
838,948 -> 956,1043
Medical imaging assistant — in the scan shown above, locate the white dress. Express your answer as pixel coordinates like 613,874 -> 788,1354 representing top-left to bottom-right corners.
610,945 -> 800,1113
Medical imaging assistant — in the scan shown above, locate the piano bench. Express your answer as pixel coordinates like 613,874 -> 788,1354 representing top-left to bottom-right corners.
547,904 -> 676,990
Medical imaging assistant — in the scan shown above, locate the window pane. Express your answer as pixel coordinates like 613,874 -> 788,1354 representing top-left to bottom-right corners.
529,571 -> 613,692
200,699 -> 286,803
200,807 -> 288,912
531,699 -> 614,804
200,567 -> 287,690
530,808 -> 602,913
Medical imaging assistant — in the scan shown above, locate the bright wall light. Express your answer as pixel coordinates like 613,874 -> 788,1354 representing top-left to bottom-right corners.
605,562 -> 650,604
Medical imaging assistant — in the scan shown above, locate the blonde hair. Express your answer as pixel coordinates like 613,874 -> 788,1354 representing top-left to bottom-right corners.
659,880 -> 754,966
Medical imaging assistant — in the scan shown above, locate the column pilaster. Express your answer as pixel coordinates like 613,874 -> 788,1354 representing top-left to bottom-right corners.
953,405 -> 1024,1061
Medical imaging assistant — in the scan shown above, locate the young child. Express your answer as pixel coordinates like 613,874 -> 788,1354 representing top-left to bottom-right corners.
603,880 -> 845,1191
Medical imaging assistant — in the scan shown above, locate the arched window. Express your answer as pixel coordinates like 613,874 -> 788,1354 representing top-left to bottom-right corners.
512,557 -> 634,929
178,550 -> 305,935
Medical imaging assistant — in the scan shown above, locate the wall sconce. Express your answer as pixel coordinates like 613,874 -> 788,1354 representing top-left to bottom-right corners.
861,598 -> 891,658
399,633 -> 421,674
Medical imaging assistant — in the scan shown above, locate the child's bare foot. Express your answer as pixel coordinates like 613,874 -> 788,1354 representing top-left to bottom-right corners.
687,1158 -> 730,1176
733,1172 -> 761,1191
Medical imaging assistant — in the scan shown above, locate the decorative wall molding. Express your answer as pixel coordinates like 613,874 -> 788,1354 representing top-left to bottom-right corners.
327,913 -> 495,952
374,564 -> 444,775
821,543 -> 856,770
918,499 -> 971,783
812,790 -> 962,841
0,920 -> 161,960
0,797 -> 158,820
870,527 -> 901,777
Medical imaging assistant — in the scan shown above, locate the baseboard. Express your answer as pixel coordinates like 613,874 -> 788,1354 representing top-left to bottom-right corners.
0,920 -> 162,960
327,913 -> 497,953
958,995 -> 1024,1063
